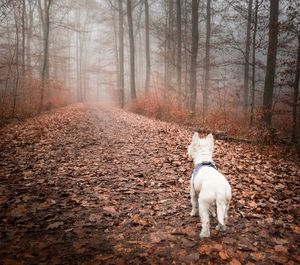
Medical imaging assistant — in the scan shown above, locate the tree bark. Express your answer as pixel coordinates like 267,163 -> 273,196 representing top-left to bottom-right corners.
262,0 -> 279,127
21,0 -> 26,75
12,3 -> 20,117
112,7 -> 120,102
118,0 -> 124,107
184,0 -> 189,108
203,0 -> 211,115
250,0 -> 258,127
292,34 -> 300,143
189,0 -> 199,114
127,0 -> 136,100
243,0 -> 253,111
144,0 -> 150,93
176,0 -> 182,108
38,0 -> 52,111
26,0 -> 35,78
164,0 -> 174,94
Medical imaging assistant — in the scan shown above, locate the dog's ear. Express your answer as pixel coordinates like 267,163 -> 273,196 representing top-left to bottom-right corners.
206,133 -> 214,151
192,132 -> 199,142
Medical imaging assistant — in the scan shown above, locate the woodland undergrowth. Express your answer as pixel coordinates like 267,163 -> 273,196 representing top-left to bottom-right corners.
129,92 -> 299,160
129,92 -> 294,145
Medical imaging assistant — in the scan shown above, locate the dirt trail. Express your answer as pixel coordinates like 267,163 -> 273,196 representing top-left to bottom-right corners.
0,104 -> 299,264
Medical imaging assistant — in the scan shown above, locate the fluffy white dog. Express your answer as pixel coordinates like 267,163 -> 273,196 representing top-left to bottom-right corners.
188,133 -> 232,238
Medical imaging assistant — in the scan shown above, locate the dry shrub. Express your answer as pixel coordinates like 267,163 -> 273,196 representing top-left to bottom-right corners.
0,78 -> 72,120
190,108 -> 251,137
129,92 -> 293,143
129,92 -> 189,123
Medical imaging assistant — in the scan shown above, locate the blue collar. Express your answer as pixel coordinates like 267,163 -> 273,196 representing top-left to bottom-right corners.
192,161 -> 217,188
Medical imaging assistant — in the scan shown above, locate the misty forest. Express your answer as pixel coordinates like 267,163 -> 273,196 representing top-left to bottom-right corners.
0,0 -> 300,264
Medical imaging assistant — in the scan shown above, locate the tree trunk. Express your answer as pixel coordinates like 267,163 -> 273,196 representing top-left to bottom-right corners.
127,0 -> 136,100
176,0 -> 182,108
243,0 -> 253,112
250,0 -> 258,127
12,3 -> 20,117
38,0 -> 52,111
21,0 -> 26,75
184,0 -> 189,108
261,0 -> 279,127
292,34 -> 300,143
144,0 -> 150,93
189,0 -> 199,114
76,7 -> 82,102
164,0 -> 173,94
203,0 -> 211,115
26,0 -> 34,78
118,0 -> 124,107
112,7 -> 119,101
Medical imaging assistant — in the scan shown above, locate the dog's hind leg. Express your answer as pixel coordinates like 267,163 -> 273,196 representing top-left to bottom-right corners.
208,203 -> 216,218
190,184 -> 198,216
199,197 -> 210,238
216,198 -> 227,232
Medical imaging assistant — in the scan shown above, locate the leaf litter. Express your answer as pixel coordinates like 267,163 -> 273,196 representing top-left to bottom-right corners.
0,103 -> 299,264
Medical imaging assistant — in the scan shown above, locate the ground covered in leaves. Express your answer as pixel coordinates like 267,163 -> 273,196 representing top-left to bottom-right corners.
0,103 -> 299,265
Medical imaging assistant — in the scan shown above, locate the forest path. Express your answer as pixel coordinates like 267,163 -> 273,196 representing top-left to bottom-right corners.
0,103 -> 299,264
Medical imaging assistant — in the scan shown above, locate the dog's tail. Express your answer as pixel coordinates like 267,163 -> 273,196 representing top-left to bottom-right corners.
216,197 -> 227,226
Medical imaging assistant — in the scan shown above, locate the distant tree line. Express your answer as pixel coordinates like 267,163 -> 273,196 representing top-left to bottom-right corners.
0,0 -> 299,150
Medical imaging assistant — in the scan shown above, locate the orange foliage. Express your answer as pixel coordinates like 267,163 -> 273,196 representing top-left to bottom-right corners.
129,92 -> 292,142
0,78 -> 72,120
128,92 -> 189,123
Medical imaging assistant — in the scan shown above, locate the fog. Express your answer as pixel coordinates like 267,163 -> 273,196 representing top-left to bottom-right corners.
0,0 -> 299,137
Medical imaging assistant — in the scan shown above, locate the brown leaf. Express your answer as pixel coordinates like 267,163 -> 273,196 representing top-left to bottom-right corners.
250,252 -> 265,261
103,206 -> 117,215
219,250 -> 230,260
132,214 -> 148,226
94,254 -> 114,262
229,258 -> 241,265
10,205 -> 27,218
149,232 -> 176,244
89,214 -> 101,223
149,232 -> 162,243
248,201 -> 257,209
274,245 -> 288,254
292,225 -> 300,234
46,221 -> 64,230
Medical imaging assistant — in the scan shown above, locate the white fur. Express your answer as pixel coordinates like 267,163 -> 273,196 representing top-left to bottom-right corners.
188,133 -> 231,238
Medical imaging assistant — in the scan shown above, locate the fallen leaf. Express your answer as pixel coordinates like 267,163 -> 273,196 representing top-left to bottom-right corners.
219,250 -> 230,260
250,252 -> 265,261
46,221 -> 64,230
89,214 -> 101,223
103,206 -> 117,215
132,214 -> 148,226
274,245 -> 289,254
230,258 -> 241,265
10,205 -> 27,218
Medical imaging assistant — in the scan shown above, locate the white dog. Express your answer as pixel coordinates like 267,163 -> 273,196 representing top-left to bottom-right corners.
188,133 -> 231,238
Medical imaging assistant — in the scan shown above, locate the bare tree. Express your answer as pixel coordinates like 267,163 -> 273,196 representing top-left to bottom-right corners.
144,0 -> 150,93
12,1 -> 21,116
261,0 -> 279,127
203,0 -> 211,115
176,0 -> 182,108
293,34 -> 300,143
243,0 -> 253,111
250,0 -> 259,127
21,0 -> 26,75
189,0 -> 199,114
164,0 -> 175,94
25,0 -> 36,78
117,0 -> 125,107
38,0 -> 53,111
127,0 -> 136,100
